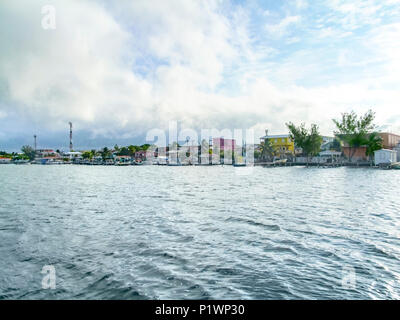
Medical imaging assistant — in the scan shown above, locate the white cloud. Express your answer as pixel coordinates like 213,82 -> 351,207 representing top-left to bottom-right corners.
265,15 -> 302,36
0,0 -> 399,148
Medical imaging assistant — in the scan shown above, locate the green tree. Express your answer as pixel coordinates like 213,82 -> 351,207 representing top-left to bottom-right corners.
333,109 -> 377,162
140,144 -> 151,151
82,151 -> 92,159
0,151 -> 13,158
100,147 -> 111,160
117,147 -> 130,156
128,145 -> 137,156
286,122 -> 323,165
91,149 -> 98,158
21,145 -> 36,161
365,132 -> 383,161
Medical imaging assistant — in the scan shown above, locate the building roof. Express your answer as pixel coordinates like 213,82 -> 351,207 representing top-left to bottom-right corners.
380,132 -> 400,137
375,149 -> 397,153
260,134 -> 290,139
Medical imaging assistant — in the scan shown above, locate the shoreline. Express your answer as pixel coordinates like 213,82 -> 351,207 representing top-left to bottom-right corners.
0,161 -> 397,170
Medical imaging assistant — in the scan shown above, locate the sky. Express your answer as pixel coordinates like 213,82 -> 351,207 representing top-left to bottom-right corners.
1,0 -> 400,151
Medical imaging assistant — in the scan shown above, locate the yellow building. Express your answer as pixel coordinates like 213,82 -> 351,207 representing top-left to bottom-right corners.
260,134 -> 295,155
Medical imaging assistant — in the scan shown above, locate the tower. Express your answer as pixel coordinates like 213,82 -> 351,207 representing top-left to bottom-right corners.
69,122 -> 73,152
33,134 -> 37,152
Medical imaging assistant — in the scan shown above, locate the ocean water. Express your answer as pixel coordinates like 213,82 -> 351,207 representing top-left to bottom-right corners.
1,165 -> 400,300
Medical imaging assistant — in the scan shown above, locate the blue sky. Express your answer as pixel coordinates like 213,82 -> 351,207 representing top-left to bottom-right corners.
1,0 -> 400,151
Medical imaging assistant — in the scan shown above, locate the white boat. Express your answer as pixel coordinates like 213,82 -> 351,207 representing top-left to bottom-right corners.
115,161 -> 131,166
14,159 -> 30,165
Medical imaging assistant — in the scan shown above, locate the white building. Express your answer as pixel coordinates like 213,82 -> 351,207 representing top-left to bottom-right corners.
64,151 -> 82,160
394,143 -> 400,162
374,149 -> 397,165
0,157 -> 12,164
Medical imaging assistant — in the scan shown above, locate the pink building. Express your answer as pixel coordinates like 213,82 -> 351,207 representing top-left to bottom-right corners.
212,138 -> 236,151
135,150 -> 154,160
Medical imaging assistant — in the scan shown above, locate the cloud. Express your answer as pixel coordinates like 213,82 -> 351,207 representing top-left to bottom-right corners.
0,0 -> 400,150
265,15 -> 302,36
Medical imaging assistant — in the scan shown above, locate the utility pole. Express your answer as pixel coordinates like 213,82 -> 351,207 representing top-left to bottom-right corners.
69,122 -> 73,152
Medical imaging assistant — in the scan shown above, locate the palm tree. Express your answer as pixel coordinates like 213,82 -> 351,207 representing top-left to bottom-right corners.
101,147 -> 111,161
260,130 -> 275,162
365,132 -> 383,162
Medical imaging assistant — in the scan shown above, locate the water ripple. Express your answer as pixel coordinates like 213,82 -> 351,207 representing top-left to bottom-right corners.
1,165 -> 400,299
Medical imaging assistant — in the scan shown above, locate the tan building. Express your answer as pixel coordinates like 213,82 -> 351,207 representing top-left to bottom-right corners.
342,146 -> 368,161
340,132 -> 400,161
379,132 -> 400,149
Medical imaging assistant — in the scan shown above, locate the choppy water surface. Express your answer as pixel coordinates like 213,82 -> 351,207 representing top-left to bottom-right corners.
1,165 -> 400,299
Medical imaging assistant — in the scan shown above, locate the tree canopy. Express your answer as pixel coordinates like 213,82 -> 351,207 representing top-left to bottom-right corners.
332,109 -> 380,161
21,145 -> 36,161
286,122 -> 323,160
333,109 -> 376,136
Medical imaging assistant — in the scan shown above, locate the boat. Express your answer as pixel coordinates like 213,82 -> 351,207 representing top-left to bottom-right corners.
115,161 -> 131,166
233,163 -> 247,167
273,159 -> 287,165
390,162 -> 400,170
13,159 -> 30,165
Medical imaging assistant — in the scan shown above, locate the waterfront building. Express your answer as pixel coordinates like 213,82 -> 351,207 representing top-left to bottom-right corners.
341,146 -> 368,161
320,136 -> 335,151
394,143 -> 400,162
339,132 -> 400,162
0,157 -> 12,164
212,138 -> 236,152
260,134 -> 295,156
318,150 -> 342,163
35,149 -> 61,159
135,150 -> 155,160
63,151 -> 82,161
34,149 -> 62,164
374,149 -> 397,165
154,147 -> 168,158
379,132 -> 400,149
